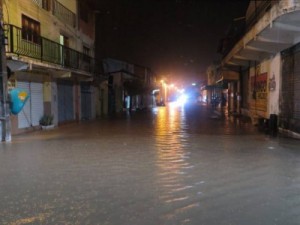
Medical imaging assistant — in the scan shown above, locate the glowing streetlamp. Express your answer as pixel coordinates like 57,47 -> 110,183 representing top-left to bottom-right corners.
159,79 -> 167,104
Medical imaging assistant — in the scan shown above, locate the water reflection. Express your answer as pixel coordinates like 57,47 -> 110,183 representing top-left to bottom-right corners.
154,105 -> 201,223
2,103 -> 300,225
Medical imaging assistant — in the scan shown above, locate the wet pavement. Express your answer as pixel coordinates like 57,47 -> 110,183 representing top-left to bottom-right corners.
1,103 -> 300,225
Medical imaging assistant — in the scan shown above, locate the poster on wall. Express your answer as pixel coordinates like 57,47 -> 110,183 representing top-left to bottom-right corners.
250,72 -> 268,112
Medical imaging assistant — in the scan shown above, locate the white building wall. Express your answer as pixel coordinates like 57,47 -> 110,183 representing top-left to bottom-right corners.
268,53 -> 281,116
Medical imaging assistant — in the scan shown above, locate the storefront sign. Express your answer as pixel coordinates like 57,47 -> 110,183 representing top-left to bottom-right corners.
250,72 -> 268,112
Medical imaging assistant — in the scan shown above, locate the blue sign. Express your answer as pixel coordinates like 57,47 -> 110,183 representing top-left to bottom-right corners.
9,88 -> 30,115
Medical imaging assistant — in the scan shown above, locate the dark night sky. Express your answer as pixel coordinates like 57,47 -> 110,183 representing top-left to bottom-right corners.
95,0 -> 249,84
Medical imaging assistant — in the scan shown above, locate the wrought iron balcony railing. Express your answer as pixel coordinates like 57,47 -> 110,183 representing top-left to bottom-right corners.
32,0 -> 75,27
5,24 -> 94,74
52,0 -> 76,27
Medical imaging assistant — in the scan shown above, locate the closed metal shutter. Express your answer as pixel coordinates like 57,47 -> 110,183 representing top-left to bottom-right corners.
242,70 -> 249,109
281,50 -> 294,120
17,82 -> 44,128
280,44 -> 300,133
81,84 -> 92,120
17,81 -> 31,128
294,51 -> 300,119
30,83 -> 44,126
58,81 -> 74,123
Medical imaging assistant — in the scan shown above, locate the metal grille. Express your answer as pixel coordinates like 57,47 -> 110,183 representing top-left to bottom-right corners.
294,51 -> 300,119
280,44 -> 300,133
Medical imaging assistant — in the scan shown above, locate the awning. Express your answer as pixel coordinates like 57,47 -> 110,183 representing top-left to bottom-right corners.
7,60 -> 28,72
7,59 -> 93,82
216,70 -> 239,83
52,70 -> 93,82
205,83 -> 224,90
223,2 -> 300,67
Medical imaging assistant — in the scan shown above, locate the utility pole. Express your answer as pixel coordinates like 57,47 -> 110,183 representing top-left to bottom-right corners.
0,0 -> 11,142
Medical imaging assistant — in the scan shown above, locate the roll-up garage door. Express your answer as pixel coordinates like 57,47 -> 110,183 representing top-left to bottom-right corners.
17,81 -> 44,128
280,44 -> 300,133
30,83 -> 44,126
58,81 -> 74,123
81,84 -> 92,120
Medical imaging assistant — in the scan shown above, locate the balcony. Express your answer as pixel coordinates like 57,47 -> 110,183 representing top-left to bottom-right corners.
223,0 -> 300,68
32,0 -> 75,27
52,0 -> 76,27
5,24 -> 94,75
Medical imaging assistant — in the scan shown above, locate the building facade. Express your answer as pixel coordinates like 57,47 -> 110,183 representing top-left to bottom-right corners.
101,58 -> 156,115
2,0 -> 96,134
217,0 -> 300,138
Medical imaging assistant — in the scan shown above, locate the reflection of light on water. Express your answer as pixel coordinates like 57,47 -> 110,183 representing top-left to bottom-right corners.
154,106 -> 186,178
154,105 -> 200,217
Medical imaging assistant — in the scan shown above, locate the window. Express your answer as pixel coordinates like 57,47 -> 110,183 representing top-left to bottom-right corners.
42,0 -> 51,11
83,46 -> 90,63
83,46 -> 90,56
79,2 -> 89,23
22,15 -> 41,44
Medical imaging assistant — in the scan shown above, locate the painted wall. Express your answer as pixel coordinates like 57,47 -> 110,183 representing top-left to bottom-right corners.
268,53 -> 281,116
246,54 -> 281,120
249,59 -> 270,119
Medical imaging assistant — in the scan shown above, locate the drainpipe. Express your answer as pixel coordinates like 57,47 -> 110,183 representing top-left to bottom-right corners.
0,0 -> 11,142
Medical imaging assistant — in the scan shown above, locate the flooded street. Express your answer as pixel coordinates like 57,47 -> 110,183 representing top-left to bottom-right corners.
1,103 -> 300,225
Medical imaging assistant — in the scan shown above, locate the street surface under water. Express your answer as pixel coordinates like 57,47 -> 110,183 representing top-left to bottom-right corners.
1,103 -> 300,225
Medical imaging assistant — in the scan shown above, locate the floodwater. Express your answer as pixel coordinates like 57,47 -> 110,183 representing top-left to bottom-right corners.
0,103 -> 300,225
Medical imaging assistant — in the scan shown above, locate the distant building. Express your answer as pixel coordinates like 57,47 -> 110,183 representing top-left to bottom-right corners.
100,58 -> 156,115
